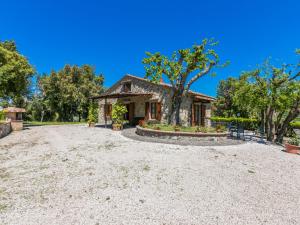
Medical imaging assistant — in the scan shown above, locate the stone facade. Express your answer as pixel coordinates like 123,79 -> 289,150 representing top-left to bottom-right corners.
97,75 -> 214,126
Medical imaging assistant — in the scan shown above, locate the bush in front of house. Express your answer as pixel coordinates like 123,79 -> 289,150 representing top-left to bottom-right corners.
111,102 -> 128,126
87,103 -> 98,126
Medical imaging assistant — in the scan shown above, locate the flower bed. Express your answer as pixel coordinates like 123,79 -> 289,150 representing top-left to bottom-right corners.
136,125 -> 228,138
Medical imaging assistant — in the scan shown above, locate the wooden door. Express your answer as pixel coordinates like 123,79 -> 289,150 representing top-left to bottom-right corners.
145,102 -> 149,121
128,102 -> 135,123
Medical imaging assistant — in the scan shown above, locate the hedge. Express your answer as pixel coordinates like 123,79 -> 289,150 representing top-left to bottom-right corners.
210,117 -> 258,130
211,117 -> 300,130
210,117 -> 258,123
290,122 -> 300,129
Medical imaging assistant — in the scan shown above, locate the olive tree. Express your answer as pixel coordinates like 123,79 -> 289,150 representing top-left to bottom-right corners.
143,39 -> 224,125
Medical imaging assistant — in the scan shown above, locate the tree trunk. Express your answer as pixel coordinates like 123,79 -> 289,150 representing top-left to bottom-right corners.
275,102 -> 300,143
260,110 -> 265,134
40,110 -> 44,122
275,111 -> 284,134
168,88 -> 184,125
264,108 -> 269,136
266,107 -> 275,142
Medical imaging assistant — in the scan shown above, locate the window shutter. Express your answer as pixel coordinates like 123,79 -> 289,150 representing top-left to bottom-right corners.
156,102 -> 162,121
145,102 -> 149,120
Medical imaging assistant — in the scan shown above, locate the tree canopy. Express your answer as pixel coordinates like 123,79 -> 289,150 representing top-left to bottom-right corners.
28,65 -> 104,122
143,39 -> 224,125
0,40 -> 35,106
215,51 -> 300,143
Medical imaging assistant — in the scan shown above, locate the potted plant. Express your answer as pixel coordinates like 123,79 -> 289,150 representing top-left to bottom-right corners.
87,104 -> 97,127
285,135 -> 300,154
111,102 -> 128,131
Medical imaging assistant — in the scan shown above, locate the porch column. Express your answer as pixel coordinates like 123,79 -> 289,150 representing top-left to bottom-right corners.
104,97 -> 107,128
204,103 -> 212,127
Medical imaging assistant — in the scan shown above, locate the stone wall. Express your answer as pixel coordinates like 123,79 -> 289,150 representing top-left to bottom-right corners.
11,121 -> 23,131
204,103 -> 212,127
0,122 -> 12,138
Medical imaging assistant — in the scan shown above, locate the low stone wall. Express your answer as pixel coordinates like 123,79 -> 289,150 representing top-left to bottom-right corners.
136,126 -> 228,138
0,122 -> 12,138
11,120 -> 23,131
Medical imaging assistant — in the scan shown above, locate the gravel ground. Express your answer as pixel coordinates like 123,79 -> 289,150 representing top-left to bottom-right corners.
0,125 -> 299,225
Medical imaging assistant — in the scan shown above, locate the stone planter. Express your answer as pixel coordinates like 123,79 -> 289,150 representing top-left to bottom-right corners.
285,143 -> 300,154
88,122 -> 96,127
112,124 -> 122,131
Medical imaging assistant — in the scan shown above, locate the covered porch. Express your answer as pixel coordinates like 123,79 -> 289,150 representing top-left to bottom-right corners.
93,92 -> 157,127
191,95 -> 212,127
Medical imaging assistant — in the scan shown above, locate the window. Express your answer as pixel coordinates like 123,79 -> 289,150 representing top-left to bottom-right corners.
150,102 -> 157,119
122,82 -> 131,93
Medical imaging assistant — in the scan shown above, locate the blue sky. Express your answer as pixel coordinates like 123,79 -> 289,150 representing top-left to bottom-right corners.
1,0 -> 299,97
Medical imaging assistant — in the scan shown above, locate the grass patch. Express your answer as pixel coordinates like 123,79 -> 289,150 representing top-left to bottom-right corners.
24,121 -> 86,126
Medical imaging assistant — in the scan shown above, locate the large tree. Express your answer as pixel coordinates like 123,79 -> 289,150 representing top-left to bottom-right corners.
0,40 -> 35,106
143,39 -> 223,125
216,51 -> 300,143
36,65 -> 104,121
214,76 -> 251,117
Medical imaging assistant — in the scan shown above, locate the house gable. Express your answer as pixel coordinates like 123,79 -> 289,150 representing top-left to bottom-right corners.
99,74 -> 215,102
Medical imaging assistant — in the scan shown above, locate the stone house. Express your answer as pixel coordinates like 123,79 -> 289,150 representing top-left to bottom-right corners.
93,74 -> 215,127
3,107 -> 26,131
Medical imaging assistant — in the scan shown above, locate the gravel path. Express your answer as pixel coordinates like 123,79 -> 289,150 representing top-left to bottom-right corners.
0,125 -> 299,225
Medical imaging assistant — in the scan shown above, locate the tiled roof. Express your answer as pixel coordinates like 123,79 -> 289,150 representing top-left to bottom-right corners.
124,74 -> 216,101
3,107 -> 26,113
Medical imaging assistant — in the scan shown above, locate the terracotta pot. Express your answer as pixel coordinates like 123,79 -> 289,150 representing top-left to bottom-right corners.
285,143 -> 300,154
89,122 -> 96,127
112,124 -> 122,131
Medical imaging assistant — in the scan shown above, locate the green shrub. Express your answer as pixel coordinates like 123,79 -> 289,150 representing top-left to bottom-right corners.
290,121 -> 300,129
112,102 -> 127,124
0,110 -> 4,121
88,104 -> 98,124
195,126 -> 208,133
215,124 -> 227,132
288,135 -> 300,146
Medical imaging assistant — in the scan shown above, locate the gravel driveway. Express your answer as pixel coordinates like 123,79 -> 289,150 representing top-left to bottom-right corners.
0,125 -> 299,225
